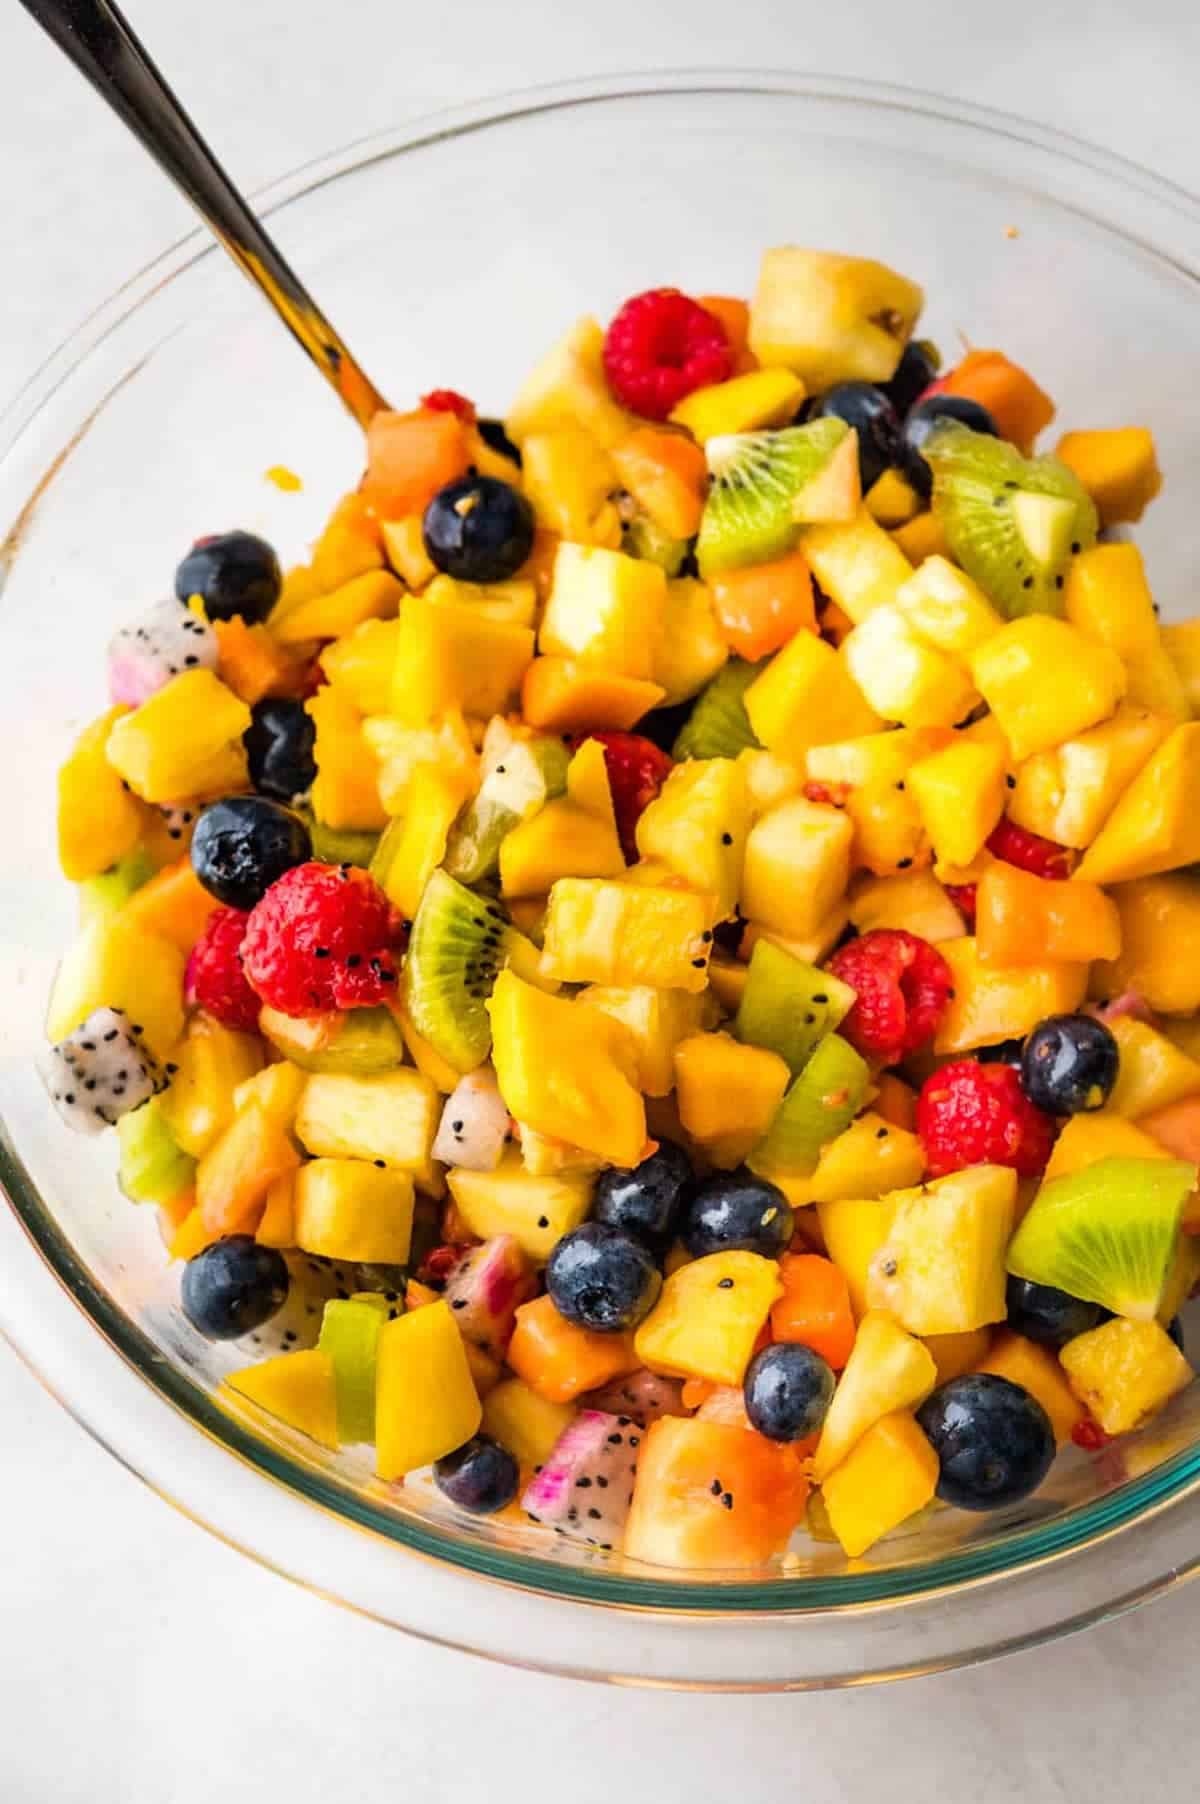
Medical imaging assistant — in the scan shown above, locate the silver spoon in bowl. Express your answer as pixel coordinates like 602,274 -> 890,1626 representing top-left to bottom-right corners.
19,0 -> 391,428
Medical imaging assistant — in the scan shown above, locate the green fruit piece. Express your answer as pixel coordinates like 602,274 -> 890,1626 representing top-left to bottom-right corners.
318,1295 -> 390,1443
928,426 -> 1098,619
405,869 -> 513,1074
443,734 -> 569,885
259,1004 -> 406,1074
749,1034 -> 870,1177
622,510 -> 692,576
116,1096 -> 196,1205
734,939 -> 857,1075
672,659 -> 763,761
298,809 -> 381,868
1007,1155 -> 1195,1321
78,847 -> 156,925
697,418 -> 853,578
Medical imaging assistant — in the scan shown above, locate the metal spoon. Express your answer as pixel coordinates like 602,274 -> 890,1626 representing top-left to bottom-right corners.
19,0 -> 391,427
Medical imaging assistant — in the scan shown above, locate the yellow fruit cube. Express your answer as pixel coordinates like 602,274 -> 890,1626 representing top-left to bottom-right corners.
843,782 -> 929,877
498,798 -> 625,899
506,316 -> 634,449
669,367 -> 806,440
373,763 -> 467,919
805,727 -> 949,791
539,543 -> 666,680
653,577 -> 729,706
847,868 -> 966,944
46,915 -> 185,1060
821,1412 -> 939,1558
843,604 -> 977,728
634,1251 -> 783,1386
294,1068 -> 440,1190
391,595 -> 534,725
160,1015 -> 264,1158
907,737 -> 1007,867
933,937 -> 1089,1055
740,797 -> 854,940
1074,723 -> 1200,883
749,248 -> 924,390
976,1331 -> 1084,1444
1008,705 -> 1173,850
580,986 -> 705,1096
808,1112 -> 925,1205
379,515 -> 436,590
738,906 -> 851,970
864,466 -> 921,528
867,1165 -> 1017,1334
225,1350 -> 339,1450
520,425 -> 621,546
816,1198 -> 899,1318
447,1147 -> 593,1263
813,1311 -> 937,1481
635,757 -> 749,918
1043,1111 -> 1168,1182
923,1329 -> 992,1386
293,1159 -> 416,1264
1161,619 -> 1200,714
541,879 -> 716,991
1064,543 -> 1187,720
745,629 -> 881,759
363,711 -> 478,818
1060,1317 -> 1191,1437
58,708 -> 145,881
800,507 -> 914,624
375,1300 -> 483,1479
425,574 -> 539,629
488,971 -> 646,1168
1106,1017 -> 1200,1120
273,569 -> 403,645
318,618 -> 403,716
1091,873 -> 1200,1015
738,748 -> 803,819
673,1032 -> 790,1167
893,555 -> 1004,657
1054,427 -> 1162,527
891,511 -> 949,564
481,1379 -> 576,1471
241,1058 -> 307,1123
969,617 -> 1126,761
105,669 -> 251,803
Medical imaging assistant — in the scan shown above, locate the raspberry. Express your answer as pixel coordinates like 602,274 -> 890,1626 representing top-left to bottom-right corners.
184,907 -> 260,1032
987,817 -> 1075,880
572,731 -> 674,861
916,1059 -> 1056,1179
944,882 -> 977,926
1071,1417 -> 1113,1452
827,929 -> 954,1065
603,289 -> 732,421
421,389 -> 476,421
241,862 -> 400,1016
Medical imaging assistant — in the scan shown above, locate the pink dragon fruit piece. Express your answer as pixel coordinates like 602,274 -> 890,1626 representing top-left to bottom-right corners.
1089,991 -> 1157,1028
107,598 -> 218,707
521,1409 -> 640,1551
442,1234 -> 537,1358
584,1367 -> 689,1426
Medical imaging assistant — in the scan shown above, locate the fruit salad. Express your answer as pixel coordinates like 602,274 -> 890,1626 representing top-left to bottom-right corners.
42,246 -> 1200,1571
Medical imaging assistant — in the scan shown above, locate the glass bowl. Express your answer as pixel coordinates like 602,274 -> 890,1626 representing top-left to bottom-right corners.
4,72 -> 1200,1691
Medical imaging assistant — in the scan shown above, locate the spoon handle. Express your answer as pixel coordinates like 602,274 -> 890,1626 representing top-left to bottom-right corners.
20,0 -> 390,426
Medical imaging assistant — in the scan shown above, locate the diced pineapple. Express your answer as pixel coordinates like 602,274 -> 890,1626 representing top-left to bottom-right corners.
906,737 -> 1007,867
799,507 -> 914,624
371,764 -> 469,919
867,1165 -> 1017,1334
1060,1317 -> 1191,1436
46,915 -> 185,1060
976,1331 -> 1085,1444
447,1146 -> 593,1263
749,248 -> 924,390
633,1252 -> 783,1387
1064,543 -> 1188,720
580,985 -> 705,1096
1054,427 -> 1162,527
805,727 -> 950,791
1042,1111 -> 1168,1182
498,797 -> 625,899
294,1069 -> 440,1191
815,1198 -> 899,1317
105,669 -> 251,802
1008,705 -> 1173,850
969,618 -> 1126,761
740,797 -> 854,940
652,577 -> 729,706
1161,620 -> 1200,713
1074,724 -> 1200,884
893,555 -> 1004,657
293,1158 -> 416,1264
319,618 -> 403,716
505,316 -> 634,448
1106,1017 -> 1200,1120
390,594 -> 534,725
933,937 -> 1089,1055
379,515 -> 436,589
425,575 -> 539,629
225,1350 -> 339,1450
58,708 -> 146,881
812,1311 -> 937,1481
540,879 -> 716,991
196,1103 -> 301,1234
1091,873 -> 1200,1015
520,425 -> 622,546
842,781 -> 929,877
306,686 -> 388,831
745,629 -> 881,759
273,569 -> 403,645
821,1412 -> 939,1557
807,1112 -> 926,1204
843,604 -> 978,729
737,749 -> 803,819
481,1378 -> 577,1470
539,544 -> 666,680
847,868 -> 966,944
634,758 -> 749,918
362,710 -> 478,817
375,1300 -> 483,1479
517,1130 -> 603,1179
159,1015 -> 264,1158
673,1032 -> 791,1167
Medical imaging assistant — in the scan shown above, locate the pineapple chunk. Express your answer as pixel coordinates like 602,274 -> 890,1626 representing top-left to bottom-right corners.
906,737 -> 1007,867
1091,873 -> 1200,1014
799,507 -> 914,624
541,879 -> 716,991
1162,620 -> 1200,713
505,316 -> 634,449
816,1198 -> 899,1317
1074,723 -> 1200,884
375,1300 -> 483,1479
634,1251 -> 783,1386
933,937 -> 1088,1055
273,569 -> 402,645
499,798 -> 625,899
821,1412 -> 939,1557
379,515 -> 436,589
307,686 -> 388,832
653,578 -> 729,706
1008,705 -> 1172,850
1064,543 -> 1188,720
843,781 -> 929,877
1054,427 -> 1163,527
745,630 -> 881,759
1043,1111 -> 1168,1182
634,758 -> 749,918
843,604 -> 978,729
739,906 -> 850,970
673,1032 -> 790,1168
847,868 -> 966,944
425,575 -> 539,628
390,595 -> 534,725
482,1378 -> 576,1470
539,544 -> 666,680
319,618 -> 403,716
1106,1017 -> 1200,1120
893,555 -> 1004,657
812,1311 -> 937,1481
740,797 -> 854,941
520,425 -> 622,546
977,1332 -> 1084,1444
1060,1317 -> 1191,1436
58,708 -> 145,880
805,727 -> 950,791
447,1146 -> 593,1263
372,764 -> 469,919
293,1158 -> 416,1264
294,1069 -> 440,1191
808,1112 -> 926,1205
105,669 -> 251,802
46,915 -> 185,1060
749,248 -> 924,390
969,618 -> 1126,761
225,1350 -> 339,1450
159,1015 -> 264,1158
669,367 -> 807,440
867,1165 -> 1017,1334
363,710 -> 478,817
580,985 -> 705,1096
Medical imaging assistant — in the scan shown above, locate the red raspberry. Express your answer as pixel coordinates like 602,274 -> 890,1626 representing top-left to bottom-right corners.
1071,1417 -> 1113,1452
241,863 -> 400,1017
573,731 -> 674,861
987,817 -> 1075,880
827,929 -> 954,1066
916,1059 -> 1056,1179
185,907 -> 259,1032
603,289 -> 732,420
420,388 -> 476,421
944,882 -> 977,926
416,1243 -> 474,1288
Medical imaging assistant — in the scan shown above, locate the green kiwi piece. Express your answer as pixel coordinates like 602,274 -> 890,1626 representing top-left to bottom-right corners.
672,658 -> 764,761
748,1034 -> 870,1178
78,847 -> 156,925
927,425 -> 1099,619
318,1295 -> 390,1443
622,509 -> 692,576
259,1004 -> 406,1074
116,1096 -> 196,1206
444,735 -> 569,885
299,810 -> 381,868
405,869 -> 513,1074
735,940 -> 857,1076
697,418 -> 852,578
1007,1156 -> 1195,1321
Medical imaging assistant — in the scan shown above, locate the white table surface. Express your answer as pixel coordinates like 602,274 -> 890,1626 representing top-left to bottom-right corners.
4,3 -> 1200,1797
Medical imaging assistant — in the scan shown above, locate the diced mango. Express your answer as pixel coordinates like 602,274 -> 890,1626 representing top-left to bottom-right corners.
653,577 -> 729,706
319,617 -> 403,716
847,868 -> 966,944
635,757 -> 749,918
673,1032 -> 790,1167
745,629 -> 881,760
1106,1017 -> 1200,1120
975,862 -> 1121,967
864,466 -> 921,528
374,762 -> 468,919
46,914 -> 185,1061
225,1350 -> 339,1450
447,1147 -> 593,1263
498,797 -> 625,899
969,618 -> 1126,762
506,316 -> 635,449
1092,874 -> 1200,1015
375,1300 -> 483,1479
821,1412 -> 939,1557
807,1112 -> 926,1204
541,879 -> 716,991
1043,1111 -> 1168,1182
1161,620 -> 1200,714
806,727 -> 950,792
160,1015 -> 264,1158
977,1331 -> 1085,1444
923,1328 -> 992,1385
933,937 -> 1089,1055
816,1198 -> 899,1318
891,511 -> 949,564
634,1252 -> 783,1386
1008,705 -> 1173,850
481,1379 -> 577,1470
306,685 -> 387,831
105,669 -> 251,803
1055,427 -> 1162,527
580,986 -> 705,1097
293,1159 -> 415,1264
521,425 -> 622,546
58,708 -> 146,881
1064,543 -> 1187,720
907,737 -> 1007,867
1074,724 -> 1200,884
391,595 -> 534,724
669,367 -> 806,440
274,569 -> 403,645
521,656 -> 665,732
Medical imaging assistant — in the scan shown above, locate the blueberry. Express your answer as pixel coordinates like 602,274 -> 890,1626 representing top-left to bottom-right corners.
475,417 -> 522,468
1020,1013 -> 1119,1115
882,339 -> 940,416
434,1434 -> 520,1514
175,530 -> 281,623
1168,1314 -> 1186,1355
190,795 -> 312,909
181,1235 -> 288,1340
244,699 -> 317,802
1005,1275 -> 1107,1348
902,394 -> 1000,498
545,1223 -> 662,1333
743,1342 -> 834,1442
977,1039 -> 1025,1067
592,1139 -> 693,1250
422,475 -> 535,584
806,381 -> 903,493
917,1374 -> 1055,1511
634,700 -> 696,757
680,1171 -> 793,1259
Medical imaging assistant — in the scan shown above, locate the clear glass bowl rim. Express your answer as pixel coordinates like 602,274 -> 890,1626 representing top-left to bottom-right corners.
5,67 -> 1200,1632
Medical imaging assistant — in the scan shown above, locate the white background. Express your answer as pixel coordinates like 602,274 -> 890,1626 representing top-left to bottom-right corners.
3,3 -> 1200,1798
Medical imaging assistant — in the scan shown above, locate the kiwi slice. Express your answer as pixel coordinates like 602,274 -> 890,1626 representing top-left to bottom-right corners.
318,1295 -> 390,1443
116,1096 -> 196,1205
735,940 -> 857,1076
927,425 -> 1098,619
444,733 -> 569,885
697,418 -> 854,578
748,1034 -> 870,1178
672,658 -> 763,761
79,847 -> 156,925
622,509 -> 693,576
259,1004 -> 405,1074
299,810 -> 381,869
405,868 -> 514,1074
1007,1156 -> 1195,1321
